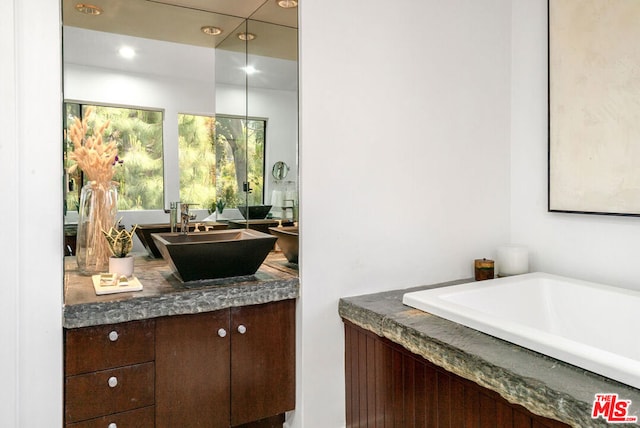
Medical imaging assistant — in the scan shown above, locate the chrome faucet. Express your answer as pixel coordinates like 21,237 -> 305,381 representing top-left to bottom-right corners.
164,201 -> 196,234
164,201 -> 179,233
180,203 -> 196,234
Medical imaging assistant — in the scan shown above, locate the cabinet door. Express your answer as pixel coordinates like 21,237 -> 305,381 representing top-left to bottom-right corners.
155,310 -> 230,428
230,299 -> 296,426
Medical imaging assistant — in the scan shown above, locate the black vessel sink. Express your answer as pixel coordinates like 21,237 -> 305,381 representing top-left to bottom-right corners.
269,226 -> 299,264
238,205 -> 272,220
136,222 -> 227,258
151,229 -> 277,282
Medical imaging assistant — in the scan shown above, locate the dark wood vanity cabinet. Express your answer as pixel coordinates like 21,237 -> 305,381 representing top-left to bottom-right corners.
64,319 -> 156,427
64,300 -> 295,428
343,320 -> 570,428
155,299 -> 295,427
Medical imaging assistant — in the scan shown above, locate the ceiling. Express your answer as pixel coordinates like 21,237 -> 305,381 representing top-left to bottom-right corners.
62,0 -> 298,60
63,26 -> 299,91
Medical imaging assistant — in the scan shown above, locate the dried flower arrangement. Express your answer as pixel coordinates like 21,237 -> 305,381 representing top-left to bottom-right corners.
67,107 -> 121,274
67,106 -> 118,182
102,222 -> 138,258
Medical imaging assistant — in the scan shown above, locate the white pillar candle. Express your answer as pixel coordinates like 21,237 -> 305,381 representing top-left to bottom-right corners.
496,245 -> 529,276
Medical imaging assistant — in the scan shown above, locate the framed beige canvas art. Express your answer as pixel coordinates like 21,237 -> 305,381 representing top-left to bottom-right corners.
549,0 -> 640,216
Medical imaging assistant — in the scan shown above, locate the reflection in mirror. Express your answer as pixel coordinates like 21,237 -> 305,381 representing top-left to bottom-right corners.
62,0 -> 298,255
64,102 -> 164,212
246,16 -> 298,222
272,161 -> 289,180
216,12 -> 298,225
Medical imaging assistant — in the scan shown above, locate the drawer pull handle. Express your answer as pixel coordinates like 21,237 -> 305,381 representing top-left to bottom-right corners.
237,324 -> 247,334
217,328 -> 227,338
108,376 -> 118,388
108,423 -> 117,428
108,331 -> 119,342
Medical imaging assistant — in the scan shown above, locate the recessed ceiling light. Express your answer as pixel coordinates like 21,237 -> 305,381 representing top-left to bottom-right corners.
277,0 -> 298,8
237,32 -> 256,41
243,66 -> 258,75
119,46 -> 136,59
201,26 -> 223,36
74,3 -> 103,15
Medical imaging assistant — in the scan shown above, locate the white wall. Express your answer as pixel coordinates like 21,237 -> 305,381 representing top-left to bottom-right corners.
1,0 -> 63,425
511,1 -> 640,291
0,2 -> 19,425
296,1 -> 512,426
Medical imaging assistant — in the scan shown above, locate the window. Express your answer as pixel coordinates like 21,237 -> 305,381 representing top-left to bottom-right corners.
178,113 -> 216,209
64,103 -> 164,211
178,114 -> 266,211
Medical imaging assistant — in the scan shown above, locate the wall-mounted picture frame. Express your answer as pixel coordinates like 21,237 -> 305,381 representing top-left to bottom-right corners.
548,0 -> 640,216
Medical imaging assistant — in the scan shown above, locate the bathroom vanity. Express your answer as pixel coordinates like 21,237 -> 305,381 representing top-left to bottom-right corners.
339,280 -> 640,428
63,255 -> 298,428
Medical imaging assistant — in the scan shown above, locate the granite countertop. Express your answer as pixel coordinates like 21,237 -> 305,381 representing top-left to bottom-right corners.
64,252 -> 299,329
339,280 -> 640,428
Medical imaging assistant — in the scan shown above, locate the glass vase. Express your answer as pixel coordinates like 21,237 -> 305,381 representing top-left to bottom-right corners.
76,181 -> 118,275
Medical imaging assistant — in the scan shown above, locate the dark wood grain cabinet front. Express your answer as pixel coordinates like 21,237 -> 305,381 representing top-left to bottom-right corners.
155,309 -> 231,428
65,406 -> 155,428
65,319 -> 155,376
155,299 -> 296,428
65,363 -> 155,423
64,300 -> 295,427
64,319 -> 156,426
230,300 -> 296,426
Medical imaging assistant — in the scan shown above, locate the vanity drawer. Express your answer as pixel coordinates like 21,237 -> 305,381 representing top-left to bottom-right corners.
65,362 -> 155,424
65,320 -> 155,375
66,405 -> 155,428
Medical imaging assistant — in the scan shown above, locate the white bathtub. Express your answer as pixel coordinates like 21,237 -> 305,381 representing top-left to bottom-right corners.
402,272 -> 640,389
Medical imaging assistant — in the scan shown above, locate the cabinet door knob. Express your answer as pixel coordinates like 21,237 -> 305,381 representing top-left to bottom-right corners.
237,324 -> 247,334
108,331 -> 119,342
108,376 -> 118,388
108,423 -> 117,428
217,328 -> 227,338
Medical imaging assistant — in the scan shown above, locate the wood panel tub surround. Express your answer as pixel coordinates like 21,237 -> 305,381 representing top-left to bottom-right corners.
343,320 -> 570,428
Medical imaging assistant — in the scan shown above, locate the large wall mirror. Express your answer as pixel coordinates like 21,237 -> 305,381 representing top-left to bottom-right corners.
62,0 -> 298,257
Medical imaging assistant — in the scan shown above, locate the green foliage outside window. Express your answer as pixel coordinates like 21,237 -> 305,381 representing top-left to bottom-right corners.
178,114 -> 217,208
245,119 -> 265,207
64,103 -> 265,214
179,114 -> 265,210
64,103 -> 164,211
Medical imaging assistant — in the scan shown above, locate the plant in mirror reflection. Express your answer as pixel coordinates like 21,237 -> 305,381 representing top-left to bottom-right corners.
207,198 -> 226,215
216,198 -> 226,214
